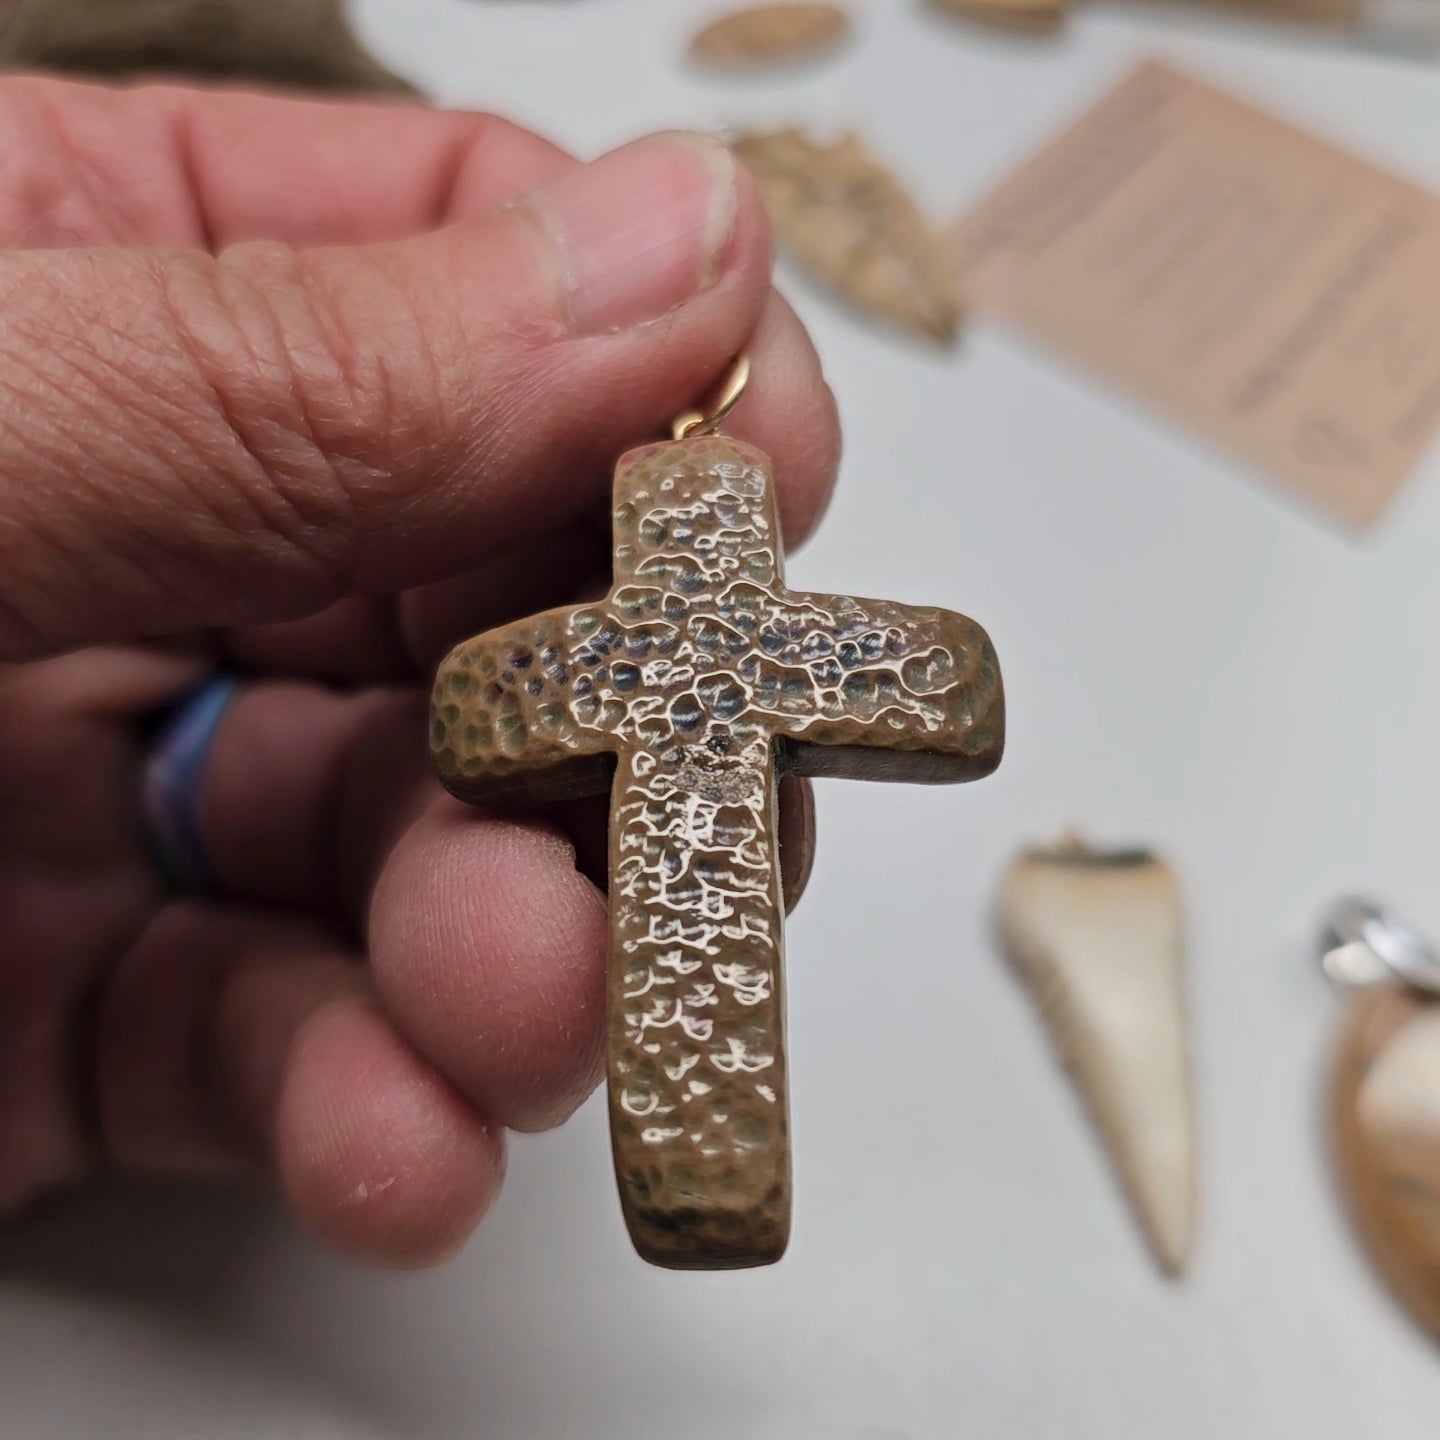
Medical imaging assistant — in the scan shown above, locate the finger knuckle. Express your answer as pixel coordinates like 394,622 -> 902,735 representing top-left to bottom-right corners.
154,244 -> 385,579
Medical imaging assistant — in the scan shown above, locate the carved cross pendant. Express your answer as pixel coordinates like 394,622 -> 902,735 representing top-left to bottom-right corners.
430,435 -> 1004,1268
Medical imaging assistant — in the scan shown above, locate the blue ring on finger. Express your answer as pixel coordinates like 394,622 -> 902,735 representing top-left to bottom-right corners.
141,675 -> 241,895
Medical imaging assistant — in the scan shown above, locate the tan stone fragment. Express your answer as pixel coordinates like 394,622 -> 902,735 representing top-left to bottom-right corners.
928,0 -> 1067,31
689,2 -> 850,68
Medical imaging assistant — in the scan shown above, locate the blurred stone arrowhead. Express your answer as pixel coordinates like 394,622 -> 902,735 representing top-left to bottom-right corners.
732,128 -> 961,345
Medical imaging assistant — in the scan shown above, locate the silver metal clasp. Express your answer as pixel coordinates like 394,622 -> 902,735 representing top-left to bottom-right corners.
1319,897 -> 1440,995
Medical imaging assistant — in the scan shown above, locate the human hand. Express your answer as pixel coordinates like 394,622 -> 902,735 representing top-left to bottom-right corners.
0,77 -> 839,1264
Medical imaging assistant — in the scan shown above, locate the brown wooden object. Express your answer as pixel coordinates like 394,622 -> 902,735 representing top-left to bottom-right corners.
431,434 -> 1003,1267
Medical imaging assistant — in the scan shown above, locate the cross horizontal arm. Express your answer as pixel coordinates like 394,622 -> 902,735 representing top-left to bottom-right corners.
431,603 -> 622,805
753,593 -> 1004,782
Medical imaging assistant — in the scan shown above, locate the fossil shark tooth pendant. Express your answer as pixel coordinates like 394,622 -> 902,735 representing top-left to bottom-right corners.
1321,899 -> 1440,1341
996,836 -> 1197,1275
927,0 -> 1067,33
1330,986 -> 1440,1339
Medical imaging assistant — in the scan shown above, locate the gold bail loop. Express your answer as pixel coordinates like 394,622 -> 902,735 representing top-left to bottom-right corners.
671,354 -> 751,441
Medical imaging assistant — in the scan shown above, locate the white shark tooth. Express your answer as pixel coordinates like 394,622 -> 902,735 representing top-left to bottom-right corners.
996,836 -> 1197,1275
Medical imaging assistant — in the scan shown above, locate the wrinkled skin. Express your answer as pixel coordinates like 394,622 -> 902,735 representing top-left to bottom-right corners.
0,76 -> 838,1266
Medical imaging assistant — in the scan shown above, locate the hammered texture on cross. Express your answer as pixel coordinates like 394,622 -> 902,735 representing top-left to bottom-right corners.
431,435 -> 1003,1267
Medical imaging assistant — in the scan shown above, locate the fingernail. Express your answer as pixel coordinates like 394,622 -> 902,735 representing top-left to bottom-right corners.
525,132 -> 737,336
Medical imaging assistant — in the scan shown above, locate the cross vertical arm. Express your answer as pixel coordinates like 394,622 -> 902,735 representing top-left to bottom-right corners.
608,738 -> 789,1268
611,433 -> 782,591
604,435 -> 794,1266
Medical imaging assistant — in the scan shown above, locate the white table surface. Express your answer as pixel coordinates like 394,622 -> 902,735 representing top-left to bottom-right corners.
5,1 -> 1440,1435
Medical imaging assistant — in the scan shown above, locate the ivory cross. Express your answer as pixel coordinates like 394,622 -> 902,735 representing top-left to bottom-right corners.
430,435 -> 1004,1268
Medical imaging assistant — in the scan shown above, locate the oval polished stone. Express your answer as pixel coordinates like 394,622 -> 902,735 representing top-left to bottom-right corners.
1332,985 -> 1440,1339
688,2 -> 850,68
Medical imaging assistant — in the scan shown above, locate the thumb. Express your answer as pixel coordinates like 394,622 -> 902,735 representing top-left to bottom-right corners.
0,131 -> 771,660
